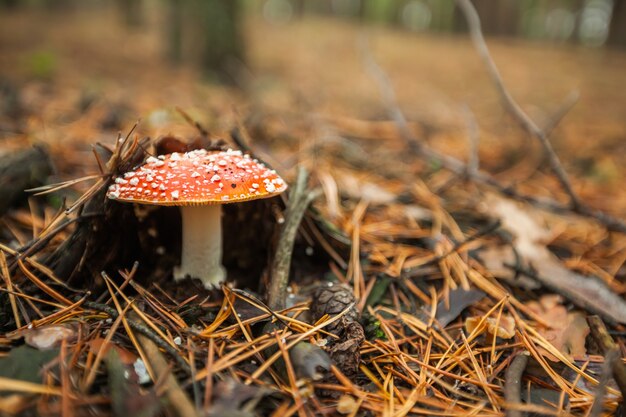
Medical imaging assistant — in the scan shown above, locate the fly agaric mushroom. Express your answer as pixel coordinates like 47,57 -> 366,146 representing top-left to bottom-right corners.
106,148 -> 287,288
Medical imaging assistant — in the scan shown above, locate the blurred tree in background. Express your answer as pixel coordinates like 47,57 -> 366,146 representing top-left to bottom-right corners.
608,0 -> 626,46
165,0 -> 245,86
1,0 -> 624,88
117,0 -> 143,27
193,0 -> 245,85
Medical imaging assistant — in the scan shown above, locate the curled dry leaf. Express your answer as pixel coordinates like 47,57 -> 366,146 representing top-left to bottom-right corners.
23,324 -> 76,350
88,338 -> 138,365
337,394 -> 359,415
527,294 -> 589,361
465,315 -> 516,340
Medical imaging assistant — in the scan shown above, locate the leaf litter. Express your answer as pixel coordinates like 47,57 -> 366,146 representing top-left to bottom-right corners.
0,10 -> 625,417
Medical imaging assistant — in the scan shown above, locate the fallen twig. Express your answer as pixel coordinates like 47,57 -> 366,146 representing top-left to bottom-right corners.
267,167 -> 322,310
80,299 -> 191,375
133,316 -> 201,417
360,17 -> 626,234
455,0 -> 580,208
587,315 -> 626,412
504,351 -> 529,417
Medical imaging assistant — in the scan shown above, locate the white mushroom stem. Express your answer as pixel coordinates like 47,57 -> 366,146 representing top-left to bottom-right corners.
173,204 -> 226,288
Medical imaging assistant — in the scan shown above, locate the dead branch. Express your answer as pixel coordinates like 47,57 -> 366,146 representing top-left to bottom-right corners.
455,0 -> 581,208
81,299 -> 191,375
587,315 -> 626,406
267,167 -> 322,310
504,351 -> 529,417
589,349 -> 621,417
133,317 -> 200,417
360,34 -> 626,234
462,104 -> 480,177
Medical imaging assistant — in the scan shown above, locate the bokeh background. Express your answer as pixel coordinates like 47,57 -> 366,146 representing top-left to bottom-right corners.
0,0 -> 625,214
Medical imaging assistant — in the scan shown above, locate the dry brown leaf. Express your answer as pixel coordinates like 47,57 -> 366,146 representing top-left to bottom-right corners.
88,338 -> 138,365
486,194 -> 626,324
465,315 -> 516,340
527,295 -> 590,361
22,324 -> 76,350
336,394 -> 359,415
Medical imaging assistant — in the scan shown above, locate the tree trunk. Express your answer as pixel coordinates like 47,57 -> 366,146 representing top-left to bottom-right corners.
192,0 -> 245,85
608,0 -> 626,47
166,0 -> 183,64
117,0 -> 144,27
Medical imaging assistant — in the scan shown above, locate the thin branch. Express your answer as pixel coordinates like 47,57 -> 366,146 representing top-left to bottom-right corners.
267,167 -> 322,310
587,315 -> 626,405
589,349 -> 620,417
80,299 -> 191,375
542,90 -> 579,136
455,0 -> 581,209
359,34 -> 626,234
133,319 -> 201,417
462,104 -> 480,177
504,351 -> 529,417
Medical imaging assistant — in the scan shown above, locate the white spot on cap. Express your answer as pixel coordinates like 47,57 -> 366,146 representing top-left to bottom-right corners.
266,183 -> 276,193
191,171 -> 200,178
211,174 -> 220,182
170,153 -> 181,161
129,177 -> 139,186
171,190 -> 179,199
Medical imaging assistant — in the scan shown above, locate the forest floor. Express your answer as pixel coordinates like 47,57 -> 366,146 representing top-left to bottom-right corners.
0,5 -> 625,417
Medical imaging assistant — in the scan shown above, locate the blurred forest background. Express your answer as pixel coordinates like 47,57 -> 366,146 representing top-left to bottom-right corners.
0,2 -> 626,416
0,0 -> 625,213
1,0 -> 626,82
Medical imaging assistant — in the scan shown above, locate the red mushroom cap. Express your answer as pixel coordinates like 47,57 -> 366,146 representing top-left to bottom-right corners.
106,149 -> 287,205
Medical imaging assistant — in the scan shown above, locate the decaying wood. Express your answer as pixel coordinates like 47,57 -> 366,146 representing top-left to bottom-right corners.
44,142 -> 145,285
0,146 -> 53,216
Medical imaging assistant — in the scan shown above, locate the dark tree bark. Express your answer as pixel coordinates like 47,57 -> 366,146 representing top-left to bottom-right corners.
608,0 -> 626,47
0,0 -> 19,9
166,0 -> 183,64
192,0 -> 245,85
117,0 -> 144,27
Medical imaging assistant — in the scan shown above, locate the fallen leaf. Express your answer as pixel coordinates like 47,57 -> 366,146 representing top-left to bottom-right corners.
337,394 -> 359,414
485,194 -> 626,323
465,315 -> 516,340
527,295 -> 589,361
336,172 -> 397,204
290,342 -> 332,381
435,289 -> 486,327
88,338 -> 137,365
0,346 -> 58,384
23,324 -> 76,350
